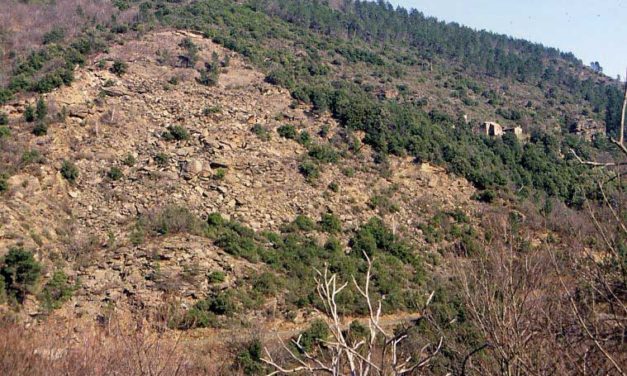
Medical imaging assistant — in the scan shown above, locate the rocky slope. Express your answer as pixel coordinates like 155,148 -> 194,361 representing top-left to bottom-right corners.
0,30 -> 475,323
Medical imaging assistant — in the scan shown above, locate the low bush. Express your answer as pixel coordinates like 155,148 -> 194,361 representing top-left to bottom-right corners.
38,271 -> 74,312
298,160 -> 320,181
107,166 -> 124,181
307,143 -> 339,163
155,152 -> 169,166
32,121 -> 48,136
207,271 -> 226,284
35,97 -> 47,120
24,105 -> 35,122
298,319 -> 329,352
234,339 -> 264,375
163,125 -> 190,141
298,130 -> 311,146
21,150 -> 43,165
214,168 -> 226,180
320,213 -> 342,233
143,205 -> 202,236
277,124 -> 297,139
195,291 -> 236,316
60,160 -> 79,182
0,126 -> 10,139
111,60 -> 128,76
122,154 -> 136,167
473,190 -> 496,203
282,215 -> 315,233
251,124 -> 271,141
0,175 -> 8,192
0,248 -> 42,303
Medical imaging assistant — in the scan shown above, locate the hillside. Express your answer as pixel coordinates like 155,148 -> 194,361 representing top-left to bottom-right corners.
0,1 -> 625,375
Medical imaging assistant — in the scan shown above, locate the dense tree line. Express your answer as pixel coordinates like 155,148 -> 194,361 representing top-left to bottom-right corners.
249,0 -> 624,135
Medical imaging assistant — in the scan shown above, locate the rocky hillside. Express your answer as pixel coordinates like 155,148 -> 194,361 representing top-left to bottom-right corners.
0,1 -> 624,375
1,30 -> 475,321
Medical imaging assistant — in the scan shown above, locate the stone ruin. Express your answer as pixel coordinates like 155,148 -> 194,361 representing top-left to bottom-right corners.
481,122 -> 524,139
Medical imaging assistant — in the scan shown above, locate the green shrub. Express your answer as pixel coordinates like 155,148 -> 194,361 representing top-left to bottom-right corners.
122,154 -> 136,166
251,124 -> 271,141
350,217 -> 413,262
320,213 -> 342,233
298,319 -> 329,352
107,166 -> 124,181
60,160 -> 79,182
39,271 -> 74,312
298,130 -> 311,146
0,248 -> 42,303
21,150 -> 43,165
319,124 -> 330,137
155,152 -> 169,166
207,270 -> 226,284
111,60 -> 128,76
298,160 -> 320,181
0,275 -> 5,303
308,143 -> 339,163
195,291 -> 236,316
129,226 -> 145,246
368,195 -> 399,215
163,125 -> 190,141
207,212 -> 225,227
0,112 -> 8,125
0,89 -> 11,105
265,69 -> 295,88
24,105 -> 35,122
215,228 -> 259,262
0,126 -> 10,139
0,175 -> 7,193
203,106 -> 221,115
342,167 -> 355,177
473,190 -> 496,203
36,97 -> 47,120
324,236 -> 342,253
177,306 -> 217,329
252,272 -> 282,296
234,339 -> 264,375
179,37 -> 199,68
214,168 -> 227,180
32,121 -> 48,136
43,28 -> 65,44
282,215 -> 316,233
277,124 -> 297,139
197,67 -> 219,86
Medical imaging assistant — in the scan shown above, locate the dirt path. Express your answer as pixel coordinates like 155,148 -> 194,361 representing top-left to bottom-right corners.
184,312 -> 423,346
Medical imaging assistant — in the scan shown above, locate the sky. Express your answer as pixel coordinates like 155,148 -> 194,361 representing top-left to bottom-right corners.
389,0 -> 627,80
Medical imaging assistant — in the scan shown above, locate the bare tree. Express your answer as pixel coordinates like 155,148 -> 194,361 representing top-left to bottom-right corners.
550,66 -> 627,374
262,253 -> 441,376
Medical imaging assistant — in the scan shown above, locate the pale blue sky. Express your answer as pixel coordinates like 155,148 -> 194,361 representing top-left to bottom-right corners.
390,0 -> 627,80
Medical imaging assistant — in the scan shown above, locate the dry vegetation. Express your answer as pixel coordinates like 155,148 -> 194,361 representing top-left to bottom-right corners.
0,0 -> 136,86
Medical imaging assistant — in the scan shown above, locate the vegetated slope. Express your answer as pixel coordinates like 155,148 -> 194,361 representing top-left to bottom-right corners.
3,0 -> 620,205
0,30 -> 475,322
0,1 -> 624,374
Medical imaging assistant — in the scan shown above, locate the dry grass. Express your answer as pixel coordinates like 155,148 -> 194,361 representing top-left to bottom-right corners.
0,314 -> 222,376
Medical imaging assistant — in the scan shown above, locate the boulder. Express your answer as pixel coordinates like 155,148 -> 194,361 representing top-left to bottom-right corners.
186,159 -> 204,175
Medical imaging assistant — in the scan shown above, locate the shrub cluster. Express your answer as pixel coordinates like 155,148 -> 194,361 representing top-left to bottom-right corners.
0,248 -> 42,303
